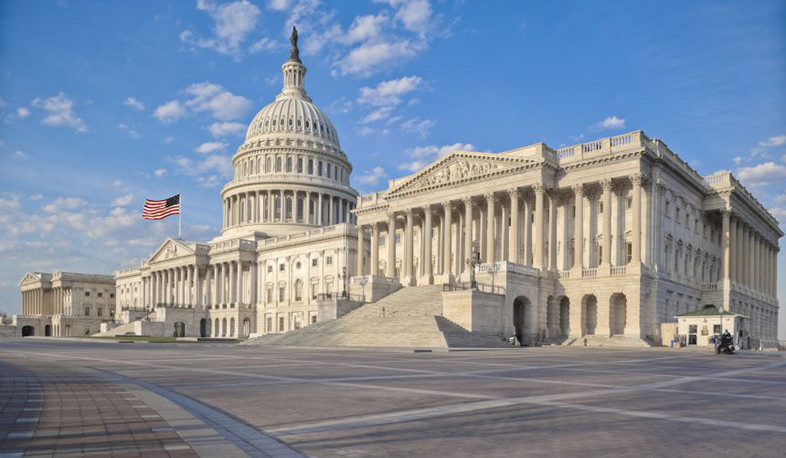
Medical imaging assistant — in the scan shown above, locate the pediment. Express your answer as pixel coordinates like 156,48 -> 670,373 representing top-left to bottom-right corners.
388,152 -> 537,196
18,272 -> 40,286
148,238 -> 195,263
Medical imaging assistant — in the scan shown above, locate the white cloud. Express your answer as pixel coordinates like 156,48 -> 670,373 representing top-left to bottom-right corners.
153,168 -> 168,178
30,194 -> 43,201
391,0 -> 433,34
267,0 -> 293,11
397,142 -> 476,171
0,196 -> 20,210
16,107 -> 30,118
43,197 -> 86,213
758,134 -> 786,148
356,166 -> 386,186
401,117 -> 435,138
208,121 -> 246,138
250,37 -> 279,53
342,14 -> 388,45
31,92 -> 87,132
736,161 -> 786,187
362,106 -> 394,124
154,83 -> 251,123
167,153 -> 233,187
333,40 -> 421,77
117,123 -> 140,138
181,0 -> 263,59
123,96 -> 145,111
111,194 -> 134,206
358,76 -> 423,107
13,150 -> 28,160
163,136 -> 175,144
593,116 -> 626,131
195,141 -> 227,154
153,100 -> 186,123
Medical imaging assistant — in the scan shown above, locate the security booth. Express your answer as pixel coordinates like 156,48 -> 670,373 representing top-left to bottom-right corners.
677,305 -> 749,348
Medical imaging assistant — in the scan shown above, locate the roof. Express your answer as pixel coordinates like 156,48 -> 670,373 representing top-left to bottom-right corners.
677,306 -> 737,317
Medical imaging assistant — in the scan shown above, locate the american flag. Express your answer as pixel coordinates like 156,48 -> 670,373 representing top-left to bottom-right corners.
143,194 -> 180,220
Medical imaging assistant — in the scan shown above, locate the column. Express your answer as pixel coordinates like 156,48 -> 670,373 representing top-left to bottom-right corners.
601,179 -> 613,268
386,212 -> 397,278
464,198 -> 474,273
573,184 -> 584,271
371,223 -> 380,276
305,192 -> 311,224
524,196 -> 532,266
405,209 -> 415,284
442,202 -> 453,277
485,193 -> 496,263
507,190 -> 519,263
631,173 -> 643,264
747,228 -> 754,289
329,196 -> 334,225
357,225 -> 365,276
423,205 -> 433,282
722,210 -> 731,284
729,215 -> 737,283
533,185 -> 545,270
548,189 -> 558,271
318,193 -> 323,225
237,261 -> 243,305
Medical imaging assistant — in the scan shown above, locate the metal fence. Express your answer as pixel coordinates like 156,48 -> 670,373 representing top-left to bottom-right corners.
442,282 -> 505,295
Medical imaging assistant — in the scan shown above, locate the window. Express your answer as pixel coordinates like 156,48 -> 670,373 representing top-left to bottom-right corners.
311,282 -> 318,300
266,316 -> 273,332
267,286 -> 273,303
85,292 -> 90,297
326,256 -> 333,265
276,157 -> 282,172
294,280 -> 303,301
395,234 -> 401,244
297,157 -> 303,173
626,196 -> 633,209
626,242 -> 632,264
98,292 -> 103,298
311,314 -> 317,324
267,265 -> 273,273
327,163 -> 331,178
308,158 -> 314,174
318,161 -> 323,176
665,201 -> 671,217
97,307 -> 103,317
286,156 -> 293,172
110,293 -> 115,298
379,236 -> 386,247
326,280 -> 334,296
296,261 -> 302,269
279,264 -> 285,272
713,324 -> 721,335
279,286 -> 285,302
293,314 -> 301,330
312,258 -> 318,267
676,208 -> 681,222
598,245 -> 603,265
599,202 -> 603,214
278,316 -> 285,332
84,307 -> 90,316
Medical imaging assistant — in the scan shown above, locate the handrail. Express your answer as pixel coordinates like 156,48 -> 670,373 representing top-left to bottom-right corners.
443,282 -> 505,295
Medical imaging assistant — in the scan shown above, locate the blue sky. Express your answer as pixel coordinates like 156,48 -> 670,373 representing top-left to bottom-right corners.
1,0 -> 785,336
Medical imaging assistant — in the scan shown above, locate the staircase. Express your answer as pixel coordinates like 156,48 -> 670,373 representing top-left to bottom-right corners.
564,334 -> 651,348
247,285 -> 510,348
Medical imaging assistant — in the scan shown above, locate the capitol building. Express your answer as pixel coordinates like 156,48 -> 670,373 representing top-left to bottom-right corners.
4,34 -> 782,348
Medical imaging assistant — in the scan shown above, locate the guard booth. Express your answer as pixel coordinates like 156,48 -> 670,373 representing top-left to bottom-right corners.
676,305 -> 749,348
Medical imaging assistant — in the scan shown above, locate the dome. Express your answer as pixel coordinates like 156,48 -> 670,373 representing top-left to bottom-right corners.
245,96 -> 340,148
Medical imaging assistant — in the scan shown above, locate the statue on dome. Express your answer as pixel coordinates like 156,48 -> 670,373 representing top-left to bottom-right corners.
289,26 -> 301,62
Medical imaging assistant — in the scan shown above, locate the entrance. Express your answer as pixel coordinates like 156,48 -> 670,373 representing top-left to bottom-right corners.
173,322 -> 186,338
200,318 -> 209,338
559,297 -> 570,337
583,295 -> 597,335
21,326 -> 34,337
610,293 -> 627,335
44,324 -> 52,336
513,296 -> 530,346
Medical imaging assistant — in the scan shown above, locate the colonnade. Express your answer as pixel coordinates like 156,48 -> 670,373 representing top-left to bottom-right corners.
21,289 -> 45,316
145,260 -> 257,308
725,212 -> 779,298
356,176 -> 647,282
223,190 -> 354,228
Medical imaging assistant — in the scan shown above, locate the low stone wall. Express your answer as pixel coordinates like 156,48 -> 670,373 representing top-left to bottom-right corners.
442,289 -> 505,336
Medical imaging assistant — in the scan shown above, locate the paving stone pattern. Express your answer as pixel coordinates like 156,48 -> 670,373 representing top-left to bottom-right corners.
1,339 -> 786,457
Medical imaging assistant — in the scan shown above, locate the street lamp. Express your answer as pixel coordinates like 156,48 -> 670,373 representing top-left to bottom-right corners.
339,266 -> 348,298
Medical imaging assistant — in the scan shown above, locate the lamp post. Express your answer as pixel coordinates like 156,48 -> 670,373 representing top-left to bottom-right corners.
339,266 -> 348,298
466,251 -> 481,289
359,275 -> 368,303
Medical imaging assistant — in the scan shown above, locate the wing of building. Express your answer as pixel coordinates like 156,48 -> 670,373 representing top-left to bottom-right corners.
4,38 -> 782,348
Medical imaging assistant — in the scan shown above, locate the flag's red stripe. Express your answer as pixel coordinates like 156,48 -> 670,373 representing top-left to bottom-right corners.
142,206 -> 180,216
142,207 -> 180,220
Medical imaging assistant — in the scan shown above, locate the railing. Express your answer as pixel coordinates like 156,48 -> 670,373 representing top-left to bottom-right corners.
351,275 -> 400,285
443,282 -> 505,295
560,270 -> 571,279
611,266 -> 627,276
478,261 -> 540,277
582,268 -> 598,277
556,146 -> 575,158
316,293 -> 365,302
701,282 -> 719,291
582,140 -> 603,153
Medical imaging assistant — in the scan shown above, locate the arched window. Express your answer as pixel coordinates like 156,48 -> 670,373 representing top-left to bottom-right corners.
286,156 -> 293,172
274,195 -> 281,220
294,279 -> 303,301
229,318 -> 235,337
222,318 -> 227,337
318,161 -> 323,176
84,307 -> 90,316
326,163 -> 331,178
97,307 -> 103,317
297,198 -> 304,221
266,157 -> 271,173
297,157 -> 303,173
308,159 -> 314,174
286,196 -> 293,220
275,157 -> 282,172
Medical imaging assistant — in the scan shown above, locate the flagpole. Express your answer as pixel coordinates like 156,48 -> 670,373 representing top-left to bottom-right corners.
178,193 -> 182,240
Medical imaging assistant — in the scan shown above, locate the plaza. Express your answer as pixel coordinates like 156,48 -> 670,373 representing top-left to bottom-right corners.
1,339 -> 786,457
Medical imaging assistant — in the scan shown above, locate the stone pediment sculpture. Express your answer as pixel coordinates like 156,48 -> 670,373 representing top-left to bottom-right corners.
18,272 -> 40,286
149,238 -> 195,263
388,152 -> 536,196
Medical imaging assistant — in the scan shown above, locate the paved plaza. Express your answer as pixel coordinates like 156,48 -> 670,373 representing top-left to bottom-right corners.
1,340 -> 785,457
